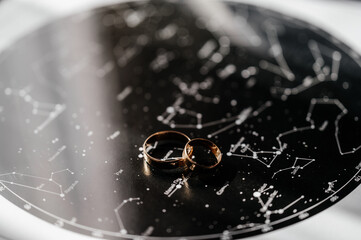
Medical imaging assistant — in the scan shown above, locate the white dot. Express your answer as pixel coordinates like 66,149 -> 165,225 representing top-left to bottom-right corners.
166,107 -> 175,113
253,192 -> 261,198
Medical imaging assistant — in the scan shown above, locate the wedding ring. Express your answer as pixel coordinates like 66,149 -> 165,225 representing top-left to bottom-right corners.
182,138 -> 222,171
143,130 -> 190,169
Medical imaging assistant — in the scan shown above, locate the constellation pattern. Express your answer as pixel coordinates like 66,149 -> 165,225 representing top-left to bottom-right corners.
307,98 -> 361,155
260,22 -> 295,81
227,97 -> 359,178
270,40 -> 342,100
252,184 -> 304,231
0,169 -> 74,197
199,36 -> 231,75
172,77 -> 220,104
157,98 -> 272,138
114,197 -> 142,234
3,86 -> 66,134
272,157 -> 315,178
226,121 -> 316,174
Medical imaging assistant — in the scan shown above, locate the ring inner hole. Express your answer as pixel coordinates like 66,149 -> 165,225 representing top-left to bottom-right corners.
147,139 -> 185,161
188,144 -> 218,167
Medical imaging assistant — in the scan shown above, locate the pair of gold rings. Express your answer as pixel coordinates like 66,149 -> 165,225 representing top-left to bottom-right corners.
143,130 -> 222,171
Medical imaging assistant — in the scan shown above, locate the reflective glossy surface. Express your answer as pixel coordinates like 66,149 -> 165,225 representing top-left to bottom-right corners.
0,1 -> 360,239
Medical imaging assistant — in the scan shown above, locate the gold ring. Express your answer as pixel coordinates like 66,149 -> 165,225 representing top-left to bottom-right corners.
182,138 -> 222,171
143,130 -> 190,169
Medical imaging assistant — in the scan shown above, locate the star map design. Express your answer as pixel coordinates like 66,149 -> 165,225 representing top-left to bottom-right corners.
0,1 -> 360,239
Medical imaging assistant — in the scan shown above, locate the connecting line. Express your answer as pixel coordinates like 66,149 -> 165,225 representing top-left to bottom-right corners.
227,151 -> 279,168
114,197 -> 141,233
33,104 -> 66,134
116,86 -> 133,102
114,33 -> 149,67
309,40 -> 326,81
252,101 -> 272,116
228,125 -> 311,168
264,194 -> 305,225
0,180 -> 62,196
207,107 -> 252,138
172,77 -> 219,104
275,125 -> 315,152
229,137 -> 245,153
253,184 -> 277,216
157,96 -> 184,125
158,97 -> 272,136
334,105 -> 361,155
199,37 -> 231,75
48,145 -> 66,162
50,169 -> 74,179
201,115 -> 242,128
260,24 -> 295,81
207,101 -> 272,138
149,51 -> 175,72
107,130 -> 121,141
279,195 -> 305,213
258,184 -> 275,194
261,190 -> 278,213
272,157 -> 315,179
254,184 -> 304,225
331,51 -> 342,80
198,40 -> 217,59
230,126 -> 313,170
3,86 -> 66,134
228,97 -> 359,177
270,40 -> 342,100
309,40 -> 342,81
229,222 -> 261,231
227,99 -> 317,169
308,98 -> 361,155
0,169 -> 74,197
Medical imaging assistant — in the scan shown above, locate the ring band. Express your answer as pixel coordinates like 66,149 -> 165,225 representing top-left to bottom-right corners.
182,138 -> 222,171
143,130 -> 190,169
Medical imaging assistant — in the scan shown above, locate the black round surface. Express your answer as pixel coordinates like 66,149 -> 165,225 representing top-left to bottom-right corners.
0,1 -> 360,239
